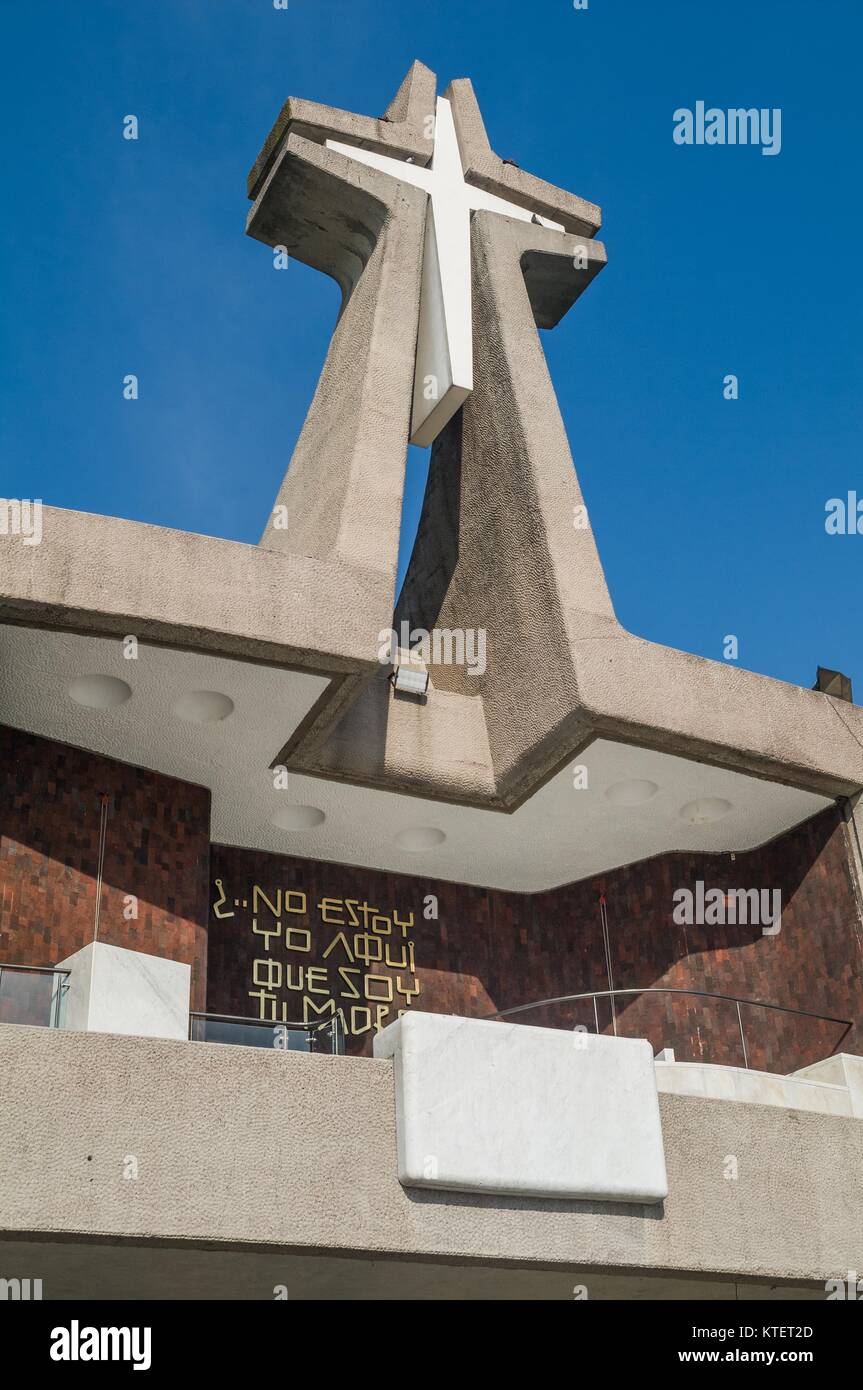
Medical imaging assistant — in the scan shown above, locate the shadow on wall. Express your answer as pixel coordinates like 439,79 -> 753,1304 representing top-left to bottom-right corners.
0,725 -> 211,1012
2,724 -> 860,1073
206,805 -> 863,1074
522,807 -> 859,1072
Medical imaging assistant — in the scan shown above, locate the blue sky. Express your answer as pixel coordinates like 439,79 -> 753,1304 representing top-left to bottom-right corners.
2,0 -> 861,689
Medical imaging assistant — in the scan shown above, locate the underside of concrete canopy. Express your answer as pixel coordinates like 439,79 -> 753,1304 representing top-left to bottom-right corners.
1,59 -> 862,892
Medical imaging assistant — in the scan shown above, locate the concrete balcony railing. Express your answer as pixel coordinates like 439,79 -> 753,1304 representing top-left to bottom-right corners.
0,1016 -> 861,1299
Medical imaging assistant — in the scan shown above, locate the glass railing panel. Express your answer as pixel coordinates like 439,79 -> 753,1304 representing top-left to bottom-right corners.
0,966 -> 66,1028
189,1014 -> 313,1050
489,989 -> 852,1074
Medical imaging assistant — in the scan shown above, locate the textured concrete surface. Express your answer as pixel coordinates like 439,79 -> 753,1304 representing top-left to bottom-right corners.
1,1024 -> 861,1284
0,68 -> 436,796
393,213 -> 612,805
0,503 -> 389,797
843,793 -> 863,926
445,77 -> 602,237
247,132 -> 426,587
248,59 -> 436,202
4,59 -> 862,821
0,508 -> 384,674
288,666 -> 498,805
386,205 -> 863,807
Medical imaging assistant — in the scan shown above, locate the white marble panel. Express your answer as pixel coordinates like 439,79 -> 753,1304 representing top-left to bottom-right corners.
792,1053 -> 863,1118
374,1012 -> 668,1203
56,943 -> 190,1041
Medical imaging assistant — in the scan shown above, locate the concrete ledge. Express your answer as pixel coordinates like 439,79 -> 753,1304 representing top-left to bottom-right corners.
0,507 -> 387,675
792,1054 -> 863,1117
0,1024 -> 861,1283
655,1059 -> 854,1118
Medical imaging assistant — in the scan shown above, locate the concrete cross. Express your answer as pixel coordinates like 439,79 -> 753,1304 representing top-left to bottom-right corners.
245,62 -> 604,593
326,96 -> 565,446
247,63 -> 603,463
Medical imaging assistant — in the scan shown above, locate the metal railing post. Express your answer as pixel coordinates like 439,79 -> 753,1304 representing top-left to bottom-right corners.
736,1000 -> 749,1070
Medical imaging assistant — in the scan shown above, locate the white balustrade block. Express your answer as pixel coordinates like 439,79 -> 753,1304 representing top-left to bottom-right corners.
56,942 -> 190,1042
374,1012 -> 668,1203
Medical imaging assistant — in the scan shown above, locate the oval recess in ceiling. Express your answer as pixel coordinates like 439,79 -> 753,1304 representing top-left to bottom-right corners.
395,827 -> 446,851
68,675 -> 132,710
172,691 -> 235,723
604,779 -> 659,807
679,797 -> 733,824
272,805 -> 326,831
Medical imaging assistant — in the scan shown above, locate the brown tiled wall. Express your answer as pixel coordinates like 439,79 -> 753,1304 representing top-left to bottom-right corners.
3,724 -> 861,1073
0,726 -> 211,1010
209,807 -> 863,1071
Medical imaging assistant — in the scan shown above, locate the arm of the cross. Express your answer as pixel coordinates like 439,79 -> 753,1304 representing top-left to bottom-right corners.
445,77 -> 602,238
246,129 -> 426,299
248,59 -> 437,201
246,131 -> 429,585
516,221 -> 607,329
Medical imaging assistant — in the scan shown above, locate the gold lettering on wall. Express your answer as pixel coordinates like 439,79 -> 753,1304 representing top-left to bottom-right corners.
212,881 -> 421,1039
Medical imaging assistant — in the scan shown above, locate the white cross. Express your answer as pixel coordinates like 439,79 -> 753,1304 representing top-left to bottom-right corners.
327,96 -> 564,447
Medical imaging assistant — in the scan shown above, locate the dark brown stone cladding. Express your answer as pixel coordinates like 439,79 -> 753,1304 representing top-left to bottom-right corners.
2,725 -> 860,1070
208,805 -> 863,1070
0,725 -> 211,1011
